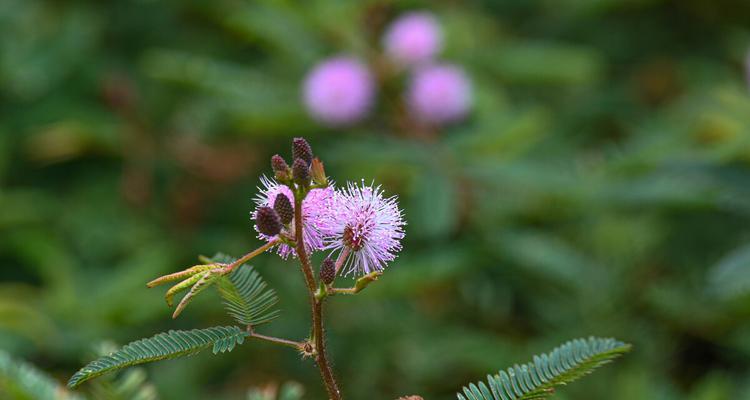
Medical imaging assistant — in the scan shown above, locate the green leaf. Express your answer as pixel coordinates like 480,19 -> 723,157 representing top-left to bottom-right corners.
457,337 -> 631,400
709,243 -> 750,299
217,263 -> 280,326
68,326 -> 247,388
0,349 -> 84,400
172,269 -> 222,319
247,381 -> 304,400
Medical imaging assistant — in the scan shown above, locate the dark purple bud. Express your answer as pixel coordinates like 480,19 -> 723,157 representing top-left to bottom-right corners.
273,194 -> 294,225
255,206 -> 282,236
319,257 -> 336,285
292,158 -> 310,186
292,137 -> 313,166
271,154 -> 290,181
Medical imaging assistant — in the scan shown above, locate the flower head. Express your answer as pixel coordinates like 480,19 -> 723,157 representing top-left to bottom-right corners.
323,181 -> 405,276
302,57 -> 375,126
383,12 -> 443,67
408,63 -> 472,125
254,176 -> 334,259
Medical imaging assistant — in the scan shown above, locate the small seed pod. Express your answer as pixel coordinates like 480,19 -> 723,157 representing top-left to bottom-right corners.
292,137 -> 313,166
273,194 -> 294,225
255,206 -> 283,236
319,257 -> 336,285
271,154 -> 290,181
292,158 -> 310,186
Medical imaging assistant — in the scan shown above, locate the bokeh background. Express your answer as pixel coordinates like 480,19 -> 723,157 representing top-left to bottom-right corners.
3,0 -> 750,399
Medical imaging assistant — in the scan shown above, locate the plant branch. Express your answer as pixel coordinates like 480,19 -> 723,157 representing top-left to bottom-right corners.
295,192 -> 342,400
246,326 -> 306,351
221,238 -> 280,274
328,272 -> 382,296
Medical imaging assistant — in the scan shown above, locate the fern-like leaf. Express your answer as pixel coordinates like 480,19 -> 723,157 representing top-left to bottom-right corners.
218,264 -> 280,326
0,350 -> 84,400
68,326 -> 247,388
457,337 -> 631,400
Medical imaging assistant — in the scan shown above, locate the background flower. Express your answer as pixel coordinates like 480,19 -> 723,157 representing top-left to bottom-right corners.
383,11 -> 443,67
302,57 -> 375,126
407,63 -> 472,125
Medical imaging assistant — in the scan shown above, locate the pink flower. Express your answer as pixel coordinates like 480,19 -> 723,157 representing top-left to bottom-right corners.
408,63 -> 472,125
383,12 -> 443,67
254,177 -> 334,258
302,57 -> 375,126
323,181 -> 406,276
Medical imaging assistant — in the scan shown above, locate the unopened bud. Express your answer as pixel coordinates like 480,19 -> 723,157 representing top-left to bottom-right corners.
271,154 -> 290,181
310,158 -> 328,186
292,158 -> 310,186
255,206 -> 282,236
319,257 -> 336,285
273,194 -> 294,225
292,137 -> 313,166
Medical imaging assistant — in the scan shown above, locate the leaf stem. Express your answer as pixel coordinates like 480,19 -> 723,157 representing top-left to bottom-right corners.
221,238 -> 280,274
328,272 -> 382,296
247,326 -> 306,351
294,192 -> 342,400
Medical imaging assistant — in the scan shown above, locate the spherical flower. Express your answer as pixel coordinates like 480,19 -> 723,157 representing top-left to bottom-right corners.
408,64 -> 472,125
323,181 -> 406,276
254,176 -> 334,259
383,12 -> 443,67
302,57 -> 375,126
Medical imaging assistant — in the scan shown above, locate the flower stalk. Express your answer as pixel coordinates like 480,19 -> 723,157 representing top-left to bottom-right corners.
294,188 -> 342,400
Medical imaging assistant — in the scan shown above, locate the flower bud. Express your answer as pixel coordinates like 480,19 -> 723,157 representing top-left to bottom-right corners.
271,154 -> 290,181
319,257 -> 336,285
292,158 -> 310,186
273,194 -> 294,225
255,206 -> 283,236
292,137 -> 313,166
310,158 -> 328,186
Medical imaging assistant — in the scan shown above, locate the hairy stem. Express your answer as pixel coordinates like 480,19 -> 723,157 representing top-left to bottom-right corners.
221,239 -> 279,274
247,326 -> 306,351
295,194 -> 342,400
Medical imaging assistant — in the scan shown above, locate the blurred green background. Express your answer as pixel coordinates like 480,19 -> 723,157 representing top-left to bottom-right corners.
2,0 -> 750,399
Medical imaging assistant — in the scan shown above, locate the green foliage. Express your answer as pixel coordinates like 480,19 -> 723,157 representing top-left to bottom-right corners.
0,350 -> 83,400
214,255 -> 281,326
709,243 -> 750,299
88,369 -> 158,400
247,382 -> 305,400
67,326 -> 247,388
457,338 -> 631,400
86,342 -> 159,400
1,0 -> 750,398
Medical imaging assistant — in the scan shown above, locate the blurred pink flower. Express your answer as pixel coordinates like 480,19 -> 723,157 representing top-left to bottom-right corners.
408,64 -> 472,125
383,12 -> 443,67
302,57 -> 375,126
